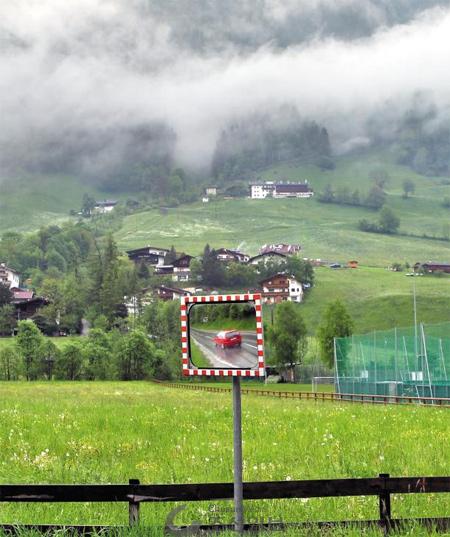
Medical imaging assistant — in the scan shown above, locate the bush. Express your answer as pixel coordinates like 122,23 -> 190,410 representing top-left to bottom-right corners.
54,342 -> 84,380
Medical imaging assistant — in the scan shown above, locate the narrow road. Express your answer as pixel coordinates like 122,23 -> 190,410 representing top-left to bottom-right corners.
190,328 -> 258,369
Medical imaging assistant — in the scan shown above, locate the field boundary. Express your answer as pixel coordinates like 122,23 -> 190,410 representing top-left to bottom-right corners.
154,381 -> 450,407
0,475 -> 449,533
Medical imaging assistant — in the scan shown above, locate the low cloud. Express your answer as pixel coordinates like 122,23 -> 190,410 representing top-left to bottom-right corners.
1,0 -> 450,175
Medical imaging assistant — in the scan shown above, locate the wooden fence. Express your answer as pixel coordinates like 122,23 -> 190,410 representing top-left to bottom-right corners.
0,474 -> 449,534
158,381 -> 450,407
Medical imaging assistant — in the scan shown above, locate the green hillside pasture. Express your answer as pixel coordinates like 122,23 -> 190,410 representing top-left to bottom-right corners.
115,196 -> 450,267
0,174 -> 132,233
0,175 -> 95,232
300,267 -> 450,334
0,382 -> 447,531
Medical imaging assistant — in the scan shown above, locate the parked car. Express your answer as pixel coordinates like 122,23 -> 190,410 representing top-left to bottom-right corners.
214,330 -> 242,348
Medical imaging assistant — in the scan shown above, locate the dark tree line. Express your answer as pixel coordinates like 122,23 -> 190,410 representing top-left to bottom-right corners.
211,108 -> 334,181
318,184 -> 386,210
397,106 -> 450,177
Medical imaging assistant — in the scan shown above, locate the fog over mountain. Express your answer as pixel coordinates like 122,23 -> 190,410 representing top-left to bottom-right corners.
1,0 -> 450,180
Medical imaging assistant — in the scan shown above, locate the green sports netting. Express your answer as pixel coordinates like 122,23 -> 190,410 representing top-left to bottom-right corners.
335,322 -> 450,400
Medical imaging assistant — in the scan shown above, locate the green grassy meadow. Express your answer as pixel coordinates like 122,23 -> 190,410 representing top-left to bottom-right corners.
183,381 -> 334,393
0,381 -> 448,534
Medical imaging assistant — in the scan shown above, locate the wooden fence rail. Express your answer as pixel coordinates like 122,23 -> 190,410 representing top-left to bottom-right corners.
156,381 -> 450,407
0,474 -> 449,533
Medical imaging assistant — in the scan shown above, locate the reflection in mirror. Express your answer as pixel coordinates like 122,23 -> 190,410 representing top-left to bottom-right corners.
188,302 -> 258,370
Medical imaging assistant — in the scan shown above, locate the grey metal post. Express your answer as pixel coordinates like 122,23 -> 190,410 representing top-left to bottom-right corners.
333,337 -> 340,394
232,376 -> 244,532
421,323 -> 434,403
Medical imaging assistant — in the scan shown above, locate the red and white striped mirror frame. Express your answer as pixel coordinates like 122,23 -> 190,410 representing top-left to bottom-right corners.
180,293 -> 265,377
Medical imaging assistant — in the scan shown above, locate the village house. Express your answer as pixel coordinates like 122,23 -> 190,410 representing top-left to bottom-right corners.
126,246 -> 169,266
248,251 -> 287,268
154,285 -> 193,301
125,288 -> 154,317
0,263 -> 20,288
172,254 -> 194,282
93,200 -> 118,214
215,248 -> 250,263
250,181 -> 313,199
260,243 -> 301,256
154,265 -> 175,276
205,186 -> 218,197
273,183 -> 313,199
154,254 -> 194,282
414,262 -> 450,274
259,273 -> 303,304
11,289 -> 49,320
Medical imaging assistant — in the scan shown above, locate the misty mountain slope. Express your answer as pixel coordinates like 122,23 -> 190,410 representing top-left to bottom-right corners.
2,0 -> 450,182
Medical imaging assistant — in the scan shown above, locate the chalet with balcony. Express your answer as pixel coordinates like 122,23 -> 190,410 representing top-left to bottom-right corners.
154,285 -> 193,301
259,273 -> 303,304
173,254 -> 194,282
126,246 -> 169,266
215,248 -> 250,263
11,289 -> 49,320
0,263 -> 20,288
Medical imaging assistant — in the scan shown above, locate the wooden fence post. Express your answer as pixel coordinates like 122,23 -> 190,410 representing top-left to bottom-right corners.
379,473 -> 391,534
129,479 -> 140,526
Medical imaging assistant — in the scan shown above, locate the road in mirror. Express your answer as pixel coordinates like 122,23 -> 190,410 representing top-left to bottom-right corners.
188,302 -> 258,369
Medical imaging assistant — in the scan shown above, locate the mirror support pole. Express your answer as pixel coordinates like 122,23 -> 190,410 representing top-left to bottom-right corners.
232,375 -> 244,532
